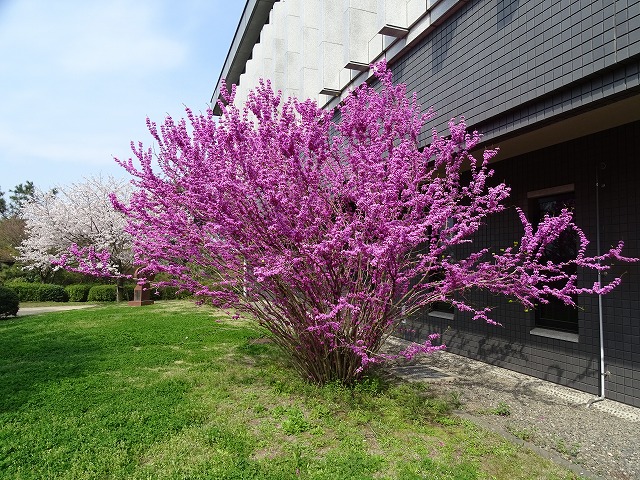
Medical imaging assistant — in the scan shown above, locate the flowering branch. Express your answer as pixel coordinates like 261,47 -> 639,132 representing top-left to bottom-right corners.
109,61 -> 635,383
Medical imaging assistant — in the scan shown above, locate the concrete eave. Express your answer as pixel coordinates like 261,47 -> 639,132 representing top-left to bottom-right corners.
211,0 -> 279,115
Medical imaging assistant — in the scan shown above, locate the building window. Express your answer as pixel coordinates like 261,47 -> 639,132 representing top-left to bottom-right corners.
430,298 -> 455,315
528,188 -> 579,333
428,217 -> 456,318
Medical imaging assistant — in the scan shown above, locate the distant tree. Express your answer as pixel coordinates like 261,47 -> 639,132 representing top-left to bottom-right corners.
0,181 -> 37,267
18,176 -> 133,299
0,187 -> 6,219
8,181 -> 35,218
0,218 -> 27,264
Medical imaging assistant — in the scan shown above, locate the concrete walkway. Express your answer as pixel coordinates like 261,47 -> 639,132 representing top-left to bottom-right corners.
384,336 -> 640,480
16,305 -> 97,316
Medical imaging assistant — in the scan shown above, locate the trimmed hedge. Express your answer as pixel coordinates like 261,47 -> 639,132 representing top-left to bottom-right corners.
8,283 -> 69,303
87,285 -> 134,302
0,286 -> 19,318
39,284 -> 70,302
153,286 -> 193,300
65,284 -> 92,302
6,283 -> 38,302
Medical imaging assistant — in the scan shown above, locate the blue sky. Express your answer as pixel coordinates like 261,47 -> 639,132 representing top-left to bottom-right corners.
0,0 -> 245,193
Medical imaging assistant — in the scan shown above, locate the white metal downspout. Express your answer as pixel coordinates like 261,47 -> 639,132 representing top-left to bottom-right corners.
588,164 -> 607,407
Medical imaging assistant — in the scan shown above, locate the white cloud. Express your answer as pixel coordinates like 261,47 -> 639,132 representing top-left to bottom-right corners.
59,4 -> 187,74
0,126 -> 121,165
0,0 -> 245,191
0,0 -> 187,76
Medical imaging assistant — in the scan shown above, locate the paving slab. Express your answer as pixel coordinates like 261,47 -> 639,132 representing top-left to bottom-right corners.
383,336 -> 640,480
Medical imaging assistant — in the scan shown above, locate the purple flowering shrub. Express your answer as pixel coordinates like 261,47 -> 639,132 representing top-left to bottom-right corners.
100,62 -> 632,384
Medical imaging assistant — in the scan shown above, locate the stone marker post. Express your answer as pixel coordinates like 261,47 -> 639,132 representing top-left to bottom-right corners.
128,268 -> 155,306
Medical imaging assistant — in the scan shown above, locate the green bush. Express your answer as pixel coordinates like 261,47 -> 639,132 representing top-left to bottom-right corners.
8,283 -> 37,302
0,286 -> 19,318
49,269 -> 96,286
0,263 -> 39,285
65,284 -> 92,302
8,283 -> 68,302
153,286 -> 193,300
6,283 -> 38,302
38,284 -> 69,302
87,285 -> 116,302
87,285 -> 134,302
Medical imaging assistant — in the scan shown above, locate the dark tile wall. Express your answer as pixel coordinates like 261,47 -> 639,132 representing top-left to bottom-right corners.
596,123 -> 640,406
402,121 -> 640,407
386,0 -> 640,406
390,0 -> 640,143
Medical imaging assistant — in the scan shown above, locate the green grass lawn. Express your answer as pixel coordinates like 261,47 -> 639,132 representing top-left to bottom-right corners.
0,301 -> 578,479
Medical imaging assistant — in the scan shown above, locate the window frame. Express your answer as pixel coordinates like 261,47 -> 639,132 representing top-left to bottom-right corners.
526,184 -> 579,335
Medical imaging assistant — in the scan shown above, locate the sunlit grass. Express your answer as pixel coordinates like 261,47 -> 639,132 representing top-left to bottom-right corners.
0,301 -> 578,479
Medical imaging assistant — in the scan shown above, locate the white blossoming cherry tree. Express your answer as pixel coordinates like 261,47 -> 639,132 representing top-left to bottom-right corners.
19,176 -> 134,301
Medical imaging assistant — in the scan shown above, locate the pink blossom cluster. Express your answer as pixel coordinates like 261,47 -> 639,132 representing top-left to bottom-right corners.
56,244 -> 117,278
103,62 -> 633,383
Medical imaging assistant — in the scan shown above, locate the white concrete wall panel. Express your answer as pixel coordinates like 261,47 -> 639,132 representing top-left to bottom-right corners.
260,19 -> 275,87
321,0 -> 345,91
343,2 -> 379,66
406,0 -> 427,25
302,31 -> 320,100
271,5 -> 286,76
228,0 -> 435,107
286,51 -> 302,99
321,42 -> 343,91
348,0 -> 377,11
322,0 -> 343,44
377,0 -> 408,30
301,1 -> 321,101
252,39 -> 264,82
235,74 -> 246,107
285,4 -> 302,97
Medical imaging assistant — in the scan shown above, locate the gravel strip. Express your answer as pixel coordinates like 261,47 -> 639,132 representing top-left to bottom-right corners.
383,337 -> 640,480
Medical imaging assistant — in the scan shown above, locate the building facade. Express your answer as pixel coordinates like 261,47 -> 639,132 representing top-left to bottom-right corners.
213,0 -> 640,407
